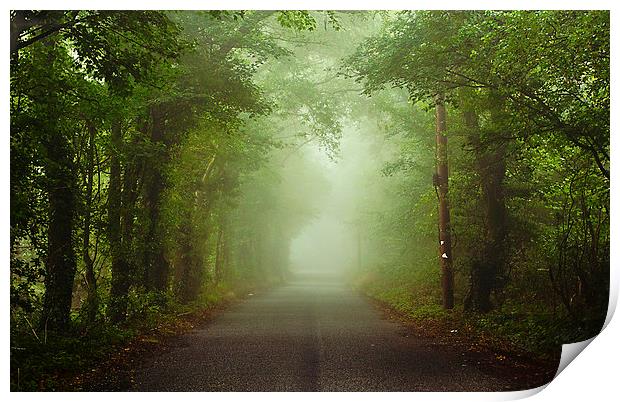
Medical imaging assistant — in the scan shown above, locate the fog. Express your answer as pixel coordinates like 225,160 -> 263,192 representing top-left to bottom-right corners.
288,123 -> 386,277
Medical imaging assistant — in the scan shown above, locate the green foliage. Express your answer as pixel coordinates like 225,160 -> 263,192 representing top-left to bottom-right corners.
347,9 -> 608,353
346,10 -> 609,176
277,11 -> 318,31
10,9 -> 609,384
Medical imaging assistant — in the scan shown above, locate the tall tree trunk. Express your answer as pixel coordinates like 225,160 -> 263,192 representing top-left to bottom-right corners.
40,41 -> 77,332
214,218 -> 225,284
175,158 -> 217,302
175,218 -> 193,302
144,105 -> 170,293
434,94 -> 454,309
83,122 -> 98,322
175,213 -> 204,303
108,119 -> 130,323
463,110 -> 508,313
42,127 -> 77,331
222,220 -> 232,282
357,227 -> 362,272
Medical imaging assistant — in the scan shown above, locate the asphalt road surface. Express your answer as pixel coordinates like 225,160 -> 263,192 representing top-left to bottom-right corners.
132,272 -> 517,391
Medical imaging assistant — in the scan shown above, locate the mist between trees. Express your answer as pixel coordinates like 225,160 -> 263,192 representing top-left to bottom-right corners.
10,10 -> 609,389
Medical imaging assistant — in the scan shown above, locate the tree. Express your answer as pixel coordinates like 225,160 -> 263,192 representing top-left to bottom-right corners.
10,10 -> 185,329
434,94 -> 454,309
345,10 -> 609,315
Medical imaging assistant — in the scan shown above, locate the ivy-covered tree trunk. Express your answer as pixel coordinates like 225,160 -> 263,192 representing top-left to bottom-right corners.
108,119 -> 130,323
144,105 -> 171,293
42,132 -> 78,331
463,110 -> 508,313
175,215 -> 204,303
82,122 -> 98,322
40,42 -> 78,332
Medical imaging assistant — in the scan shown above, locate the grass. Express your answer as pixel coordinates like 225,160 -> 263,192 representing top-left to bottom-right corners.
355,270 -> 604,360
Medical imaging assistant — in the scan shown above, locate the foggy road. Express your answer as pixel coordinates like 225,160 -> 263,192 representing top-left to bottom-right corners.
128,272 -> 523,391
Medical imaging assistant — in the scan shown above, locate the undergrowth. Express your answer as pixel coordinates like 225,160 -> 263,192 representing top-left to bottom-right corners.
10,281 -> 243,391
